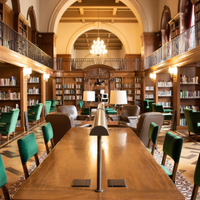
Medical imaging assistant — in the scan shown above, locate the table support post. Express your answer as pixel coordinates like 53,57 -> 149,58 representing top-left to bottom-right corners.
95,135 -> 103,192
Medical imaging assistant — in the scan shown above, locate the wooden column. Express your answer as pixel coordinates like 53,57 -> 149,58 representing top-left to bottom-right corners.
19,68 -> 27,132
57,54 -> 72,71
124,54 -> 141,71
41,74 -> 46,121
154,75 -> 158,104
176,68 -> 181,128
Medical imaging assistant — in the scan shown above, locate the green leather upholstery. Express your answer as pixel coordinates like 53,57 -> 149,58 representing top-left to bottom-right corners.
148,122 -> 159,144
0,109 -> 19,136
151,103 -> 156,112
0,155 -> 7,188
161,131 -> 183,181
149,101 -> 154,112
184,108 -> 200,136
78,100 -> 91,115
28,103 -> 43,122
105,107 -> 117,114
194,154 -> 200,186
163,132 -> 183,163
154,104 -> 172,121
49,100 -> 56,112
45,101 -> 52,115
42,122 -> 54,145
143,100 -> 149,112
17,132 -> 38,165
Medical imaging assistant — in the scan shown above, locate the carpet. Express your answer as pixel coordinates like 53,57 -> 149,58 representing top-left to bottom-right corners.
0,149 -> 199,200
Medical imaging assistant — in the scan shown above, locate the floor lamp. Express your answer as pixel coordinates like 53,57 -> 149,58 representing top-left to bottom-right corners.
110,90 -> 127,126
83,91 -> 95,121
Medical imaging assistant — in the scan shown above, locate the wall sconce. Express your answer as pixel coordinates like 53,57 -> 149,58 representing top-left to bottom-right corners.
169,66 -> 177,77
23,67 -> 32,79
43,73 -> 50,82
150,72 -> 156,81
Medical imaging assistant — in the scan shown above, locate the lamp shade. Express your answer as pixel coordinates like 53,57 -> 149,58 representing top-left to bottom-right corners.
110,90 -> 127,105
83,91 -> 95,102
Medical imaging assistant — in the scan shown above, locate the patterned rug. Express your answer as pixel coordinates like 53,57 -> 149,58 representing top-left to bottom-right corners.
0,149 -> 199,200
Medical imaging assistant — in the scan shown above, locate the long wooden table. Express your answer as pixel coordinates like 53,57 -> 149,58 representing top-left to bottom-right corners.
13,128 -> 184,200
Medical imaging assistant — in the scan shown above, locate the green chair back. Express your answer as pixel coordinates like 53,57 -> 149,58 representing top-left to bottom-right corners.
0,155 -> 7,188
42,122 -> 54,144
151,103 -> 157,112
28,103 -> 43,121
42,122 -> 54,154
0,109 -> 19,135
148,122 -> 159,144
154,104 -> 164,113
45,101 -> 51,115
143,100 -> 149,112
149,101 -> 154,112
78,100 -> 84,109
163,131 -> 183,163
184,108 -> 199,134
17,132 -> 39,179
49,100 -> 56,112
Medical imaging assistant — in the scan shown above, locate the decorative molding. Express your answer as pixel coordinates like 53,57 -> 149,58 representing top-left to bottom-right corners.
86,68 -> 109,78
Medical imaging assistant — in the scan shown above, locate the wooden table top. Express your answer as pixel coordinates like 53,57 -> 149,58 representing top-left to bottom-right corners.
80,121 -> 119,127
13,127 -> 184,200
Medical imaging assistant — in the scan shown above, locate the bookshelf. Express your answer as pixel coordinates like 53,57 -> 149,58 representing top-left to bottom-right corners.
144,76 -> 154,100
177,67 -> 200,129
55,77 -> 63,106
123,77 -> 134,105
115,77 -> 122,90
135,77 -> 142,106
76,77 -> 83,105
157,73 -> 173,109
27,72 -> 41,107
169,14 -> 180,40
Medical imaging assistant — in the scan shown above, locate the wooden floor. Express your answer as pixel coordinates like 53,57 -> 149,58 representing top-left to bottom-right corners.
0,123 -> 199,198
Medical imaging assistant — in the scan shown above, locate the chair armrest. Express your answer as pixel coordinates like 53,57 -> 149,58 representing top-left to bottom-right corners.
127,116 -> 138,128
110,116 -> 120,121
77,115 -> 89,120
164,109 -> 173,113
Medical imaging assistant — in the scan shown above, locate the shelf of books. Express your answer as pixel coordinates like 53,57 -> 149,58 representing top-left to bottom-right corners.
135,77 -> 142,107
63,77 -> 76,106
27,72 -> 41,108
122,77 -> 134,105
76,77 -> 83,106
144,76 -> 154,101
157,73 -> 173,109
55,77 -> 63,106
178,67 -> 200,129
115,77 -> 122,90
0,67 -> 23,130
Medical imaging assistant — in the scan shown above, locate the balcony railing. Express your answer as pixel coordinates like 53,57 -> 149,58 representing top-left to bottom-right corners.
0,20 -> 52,68
146,24 -> 196,69
55,57 -> 143,71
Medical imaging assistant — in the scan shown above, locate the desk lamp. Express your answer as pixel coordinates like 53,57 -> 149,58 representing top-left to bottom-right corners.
110,90 -> 127,126
83,91 -> 95,121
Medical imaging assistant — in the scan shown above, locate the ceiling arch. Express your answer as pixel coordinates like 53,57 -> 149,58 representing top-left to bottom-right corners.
48,0 -> 148,33
66,22 -> 130,54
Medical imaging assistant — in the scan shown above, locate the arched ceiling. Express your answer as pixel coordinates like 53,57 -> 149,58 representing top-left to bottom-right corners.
73,30 -> 122,50
60,0 -> 138,23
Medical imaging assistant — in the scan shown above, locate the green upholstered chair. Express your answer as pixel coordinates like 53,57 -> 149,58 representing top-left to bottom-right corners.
78,100 -> 91,115
49,100 -> 56,112
154,104 -> 173,121
161,131 -> 183,182
17,132 -> 39,179
105,107 -> 117,115
0,109 -> 20,141
28,103 -> 43,123
0,155 -> 10,200
42,122 -> 55,154
191,154 -> 200,200
184,108 -> 200,141
143,100 -> 150,112
149,101 -> 155,112
45,101 -> 52,116
147,122 -> 159,156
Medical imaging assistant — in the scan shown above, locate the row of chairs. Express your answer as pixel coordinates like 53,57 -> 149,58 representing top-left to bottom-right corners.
0,122 -> 54,200
147,122 -> 199,200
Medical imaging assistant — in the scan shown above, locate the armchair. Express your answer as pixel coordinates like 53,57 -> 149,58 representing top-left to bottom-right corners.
28,103 -> 43,123
131,112 -> 164,147
110,105 -> 140,127
143,100 -> 154,112
49,100 -> 56,112
58,105 -> 89,126
184,108 -> 200,141
45,101 -> 51,116
154,104 -> 173,121
0,109 -> 20,141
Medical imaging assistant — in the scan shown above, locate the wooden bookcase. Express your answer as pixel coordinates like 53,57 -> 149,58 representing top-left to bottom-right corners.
169,14 -> 180,40
195,1 -> 200,46
144,75 -> 154,100
55,77 -> 63,106
156,73 -> 173,109
176,66 -> 200,129
115,77 -> 122,90
76,77 -> 83,105
123,77 -> 135,104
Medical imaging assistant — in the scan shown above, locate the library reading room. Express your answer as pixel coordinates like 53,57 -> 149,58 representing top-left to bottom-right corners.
1,0 -> 200,199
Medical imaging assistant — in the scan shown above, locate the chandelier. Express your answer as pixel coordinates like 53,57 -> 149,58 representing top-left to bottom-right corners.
90,10 -> 107,56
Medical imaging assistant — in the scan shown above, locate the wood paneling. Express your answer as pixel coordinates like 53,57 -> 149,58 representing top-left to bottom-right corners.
4,4 -> 14,29
57,54 -> 72,71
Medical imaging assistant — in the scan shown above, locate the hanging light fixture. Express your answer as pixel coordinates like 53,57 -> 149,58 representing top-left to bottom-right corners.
90,9 -> 107,56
